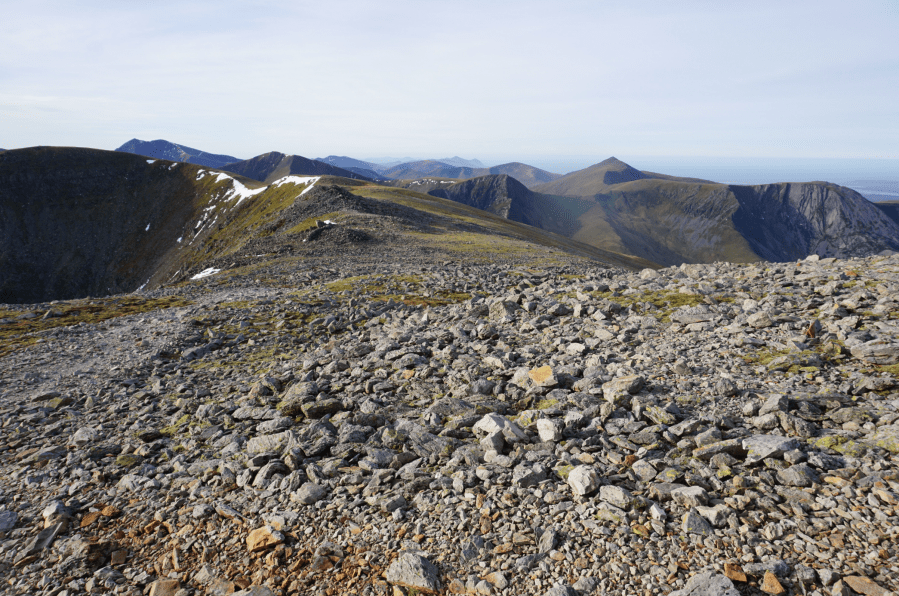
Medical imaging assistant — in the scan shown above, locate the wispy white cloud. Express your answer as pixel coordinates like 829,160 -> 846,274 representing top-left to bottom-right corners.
1,0 -> 897,160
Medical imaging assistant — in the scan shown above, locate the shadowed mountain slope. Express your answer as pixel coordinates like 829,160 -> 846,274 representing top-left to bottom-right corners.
431,159 -> 899,265
115,139 -> 240,169
875,201 -> 899,227
221,152 -> 370,184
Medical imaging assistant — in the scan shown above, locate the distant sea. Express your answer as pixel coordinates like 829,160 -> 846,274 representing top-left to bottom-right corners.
514,156 -> 899,203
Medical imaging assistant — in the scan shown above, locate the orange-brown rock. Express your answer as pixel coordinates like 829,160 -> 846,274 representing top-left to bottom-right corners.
844,576 -> 891,596
723,563 -> 747,582
761,571 -> 786,595
246,525 -> 285,553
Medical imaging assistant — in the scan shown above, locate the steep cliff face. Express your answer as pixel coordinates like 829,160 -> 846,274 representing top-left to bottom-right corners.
730,183 -> 899,261
427,175 -> 592,237
427,174 -> 522,217
0,148 -> 202,302
428,167 -> 899,265
0,147 -> 287,303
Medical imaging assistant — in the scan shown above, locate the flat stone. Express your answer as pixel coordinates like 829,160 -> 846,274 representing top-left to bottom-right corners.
777,463 -> 818,487
246,525 -> 285,552
528,365 -> 558,387
384,552 -> 441,594
148,579 -> 181,596
599,485 -> 634,509
723,563 -> 747,583
761,571 -> 786,595
851,339 -> 899,365
293,482 -> 329,505
671,486 -> 709,508
682,509 -> 713,535
843,576 -> 892,596
602,375 -> 644,406
301,398 -> 343,419
246,430 -> 295,455
742,435 -> 800,465
693,439 -> 745,460
669,572 -> 739,596
0,510 -> 17,532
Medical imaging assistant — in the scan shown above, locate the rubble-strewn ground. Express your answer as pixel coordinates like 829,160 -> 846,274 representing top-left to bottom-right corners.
0,252 -> 897,596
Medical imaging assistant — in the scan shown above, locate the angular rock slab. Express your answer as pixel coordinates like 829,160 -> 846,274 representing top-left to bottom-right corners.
384,552 -> 441,594
602,375 -> 644,406
851,339 -> 899,365
742,435 -> 800,465
669,572 -> 739,596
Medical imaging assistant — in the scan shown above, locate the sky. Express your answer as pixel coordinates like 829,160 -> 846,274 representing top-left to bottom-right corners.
2,0 -> 898,172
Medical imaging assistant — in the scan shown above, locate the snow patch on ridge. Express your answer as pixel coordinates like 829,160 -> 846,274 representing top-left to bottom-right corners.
191,268 -> 221,280
272,176 -> 321,197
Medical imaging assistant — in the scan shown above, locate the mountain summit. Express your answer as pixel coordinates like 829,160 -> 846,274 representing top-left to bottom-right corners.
115,139 -> 241,169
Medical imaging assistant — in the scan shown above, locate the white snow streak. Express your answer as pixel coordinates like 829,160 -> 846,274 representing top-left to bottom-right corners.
191,268 -> 221,280
146,159 -> 156,164
145,223 -> 150,232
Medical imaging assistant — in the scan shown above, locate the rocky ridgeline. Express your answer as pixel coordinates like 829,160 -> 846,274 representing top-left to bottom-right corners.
1,253 -> 898,596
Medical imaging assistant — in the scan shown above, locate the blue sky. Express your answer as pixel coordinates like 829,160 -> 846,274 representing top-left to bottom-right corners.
2,0 -> 898,168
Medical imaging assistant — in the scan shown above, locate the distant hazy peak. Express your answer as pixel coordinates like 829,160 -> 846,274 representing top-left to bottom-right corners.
438,156 -> 485,168
115,138 -> 241,169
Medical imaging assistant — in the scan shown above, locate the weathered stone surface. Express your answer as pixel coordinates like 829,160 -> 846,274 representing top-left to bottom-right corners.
293,483 -> 329,505
742,434 -> 800,465
567,465 -> 599,496
843,576 -> 892,596
602,375 -> 644,405
851,339 -> 899,365
669,572 -> 739,596
528,365 -> 558,387
384,552 -> 441,594
247,525 -> 285,552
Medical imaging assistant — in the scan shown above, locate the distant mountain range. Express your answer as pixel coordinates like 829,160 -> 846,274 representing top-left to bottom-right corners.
220,152 -> 369,184
421,157 -> 899,265
99,139 -> 899,268
0,146 -> 642,303
116,139 -> 241,169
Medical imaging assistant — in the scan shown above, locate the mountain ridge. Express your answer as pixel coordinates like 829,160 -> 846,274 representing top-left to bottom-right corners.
427,160 -> 899,265
0,147 -> 649,303
115,138 -> 241,169
222,152 -> 371,184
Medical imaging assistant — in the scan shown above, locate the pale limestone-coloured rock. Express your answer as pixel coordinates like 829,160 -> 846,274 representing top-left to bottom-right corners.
742,434 -> 800,464
536,418 -> 562,442
384,552 -> 441,594
599,485 -> 634,509
292,482 -> 329,505
246,430 -> 296,455
473,413 -> 528,443
567,465 -> 599,496
602,375 -> 644,405
669,571 -> 739,596
671,486 -> 709,508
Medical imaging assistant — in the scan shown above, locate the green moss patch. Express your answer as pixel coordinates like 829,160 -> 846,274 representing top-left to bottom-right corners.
0,295 -> 192,359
